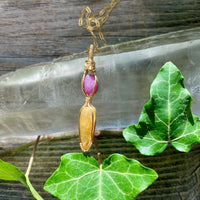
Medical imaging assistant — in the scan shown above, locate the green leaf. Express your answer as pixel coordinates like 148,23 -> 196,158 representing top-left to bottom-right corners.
44,153 -> 157,200
0,159 -> 43,200
123,62 -> 200,155
0,159 -> 27,185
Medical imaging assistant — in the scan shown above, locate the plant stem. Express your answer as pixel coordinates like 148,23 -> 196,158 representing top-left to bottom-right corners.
94,136 -> 102,167
26,135 -> 40,177
26,176 -> 44,200
25,135 -> 44,200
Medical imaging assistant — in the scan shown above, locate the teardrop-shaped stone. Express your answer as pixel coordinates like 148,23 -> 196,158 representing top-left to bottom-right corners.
83,74 -> 98,96
79,102 -> 96,152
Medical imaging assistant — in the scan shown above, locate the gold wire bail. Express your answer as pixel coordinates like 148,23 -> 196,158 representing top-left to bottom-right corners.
88,44 -> 94,61
85,44 -> 96,73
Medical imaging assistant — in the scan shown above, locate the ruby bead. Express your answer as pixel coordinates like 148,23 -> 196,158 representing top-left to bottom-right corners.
83,74 -> 98,96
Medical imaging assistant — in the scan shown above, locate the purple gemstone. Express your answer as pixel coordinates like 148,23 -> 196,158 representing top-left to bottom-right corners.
84,74 -> 98,96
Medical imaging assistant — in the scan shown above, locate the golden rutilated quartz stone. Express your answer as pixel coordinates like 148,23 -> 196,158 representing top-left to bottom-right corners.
79,101 -> 96,152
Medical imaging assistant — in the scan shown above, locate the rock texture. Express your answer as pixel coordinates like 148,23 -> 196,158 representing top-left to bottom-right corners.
0,0 -> 200,73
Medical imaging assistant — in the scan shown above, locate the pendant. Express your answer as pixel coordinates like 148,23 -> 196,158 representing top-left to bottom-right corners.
79,45 -> 99,152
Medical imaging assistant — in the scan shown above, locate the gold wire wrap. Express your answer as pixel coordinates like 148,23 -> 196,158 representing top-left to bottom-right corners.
79,0 -> 120,52
79,44 -> 98,152
81,45 -> 98,98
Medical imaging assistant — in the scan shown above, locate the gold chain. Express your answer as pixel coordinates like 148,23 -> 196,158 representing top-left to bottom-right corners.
79,0 -> 120,52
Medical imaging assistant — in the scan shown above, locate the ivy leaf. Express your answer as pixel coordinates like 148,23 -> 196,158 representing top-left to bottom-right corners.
44,153 -> 157,200
0,159 -> 27,185
123,62 -> 200,155
0,159 -> 43,200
